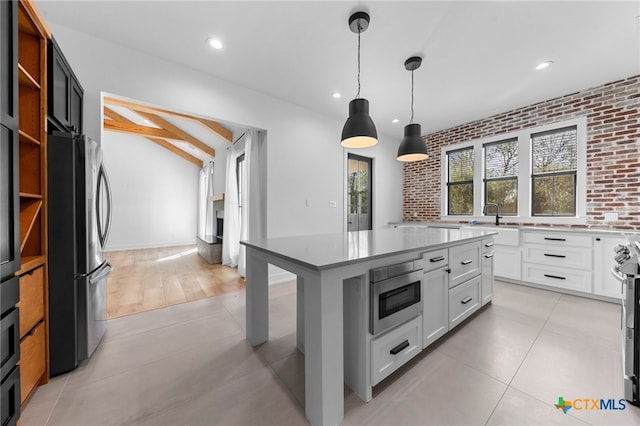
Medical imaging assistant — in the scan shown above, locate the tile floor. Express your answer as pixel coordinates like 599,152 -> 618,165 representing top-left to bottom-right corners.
21,280 -> 640,425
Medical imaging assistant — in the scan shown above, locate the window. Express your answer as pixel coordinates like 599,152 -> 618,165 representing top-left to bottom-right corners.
531,126 -> 577,216
447,147 -> 474,215
440,117 -> 586,224
484,139 -> 518,215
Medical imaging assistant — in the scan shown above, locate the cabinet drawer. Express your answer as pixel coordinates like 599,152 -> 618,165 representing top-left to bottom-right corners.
0,308 -> 19,380
522,232 -> 593,248
19,266 -> 45,337
449,276 -> 481,329
481,238 -> 495,253
20,320 -> 45,403
371,315 -> 422,386
0,366 -> 20,426
522,262 -> 592,293
521,245 -> 591,270
422,248 -> 448,272
449,242 -> 481,288
1,276 -> 19,314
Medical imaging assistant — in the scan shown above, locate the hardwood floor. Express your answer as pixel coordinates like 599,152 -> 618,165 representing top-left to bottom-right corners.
105,245 -> 245,318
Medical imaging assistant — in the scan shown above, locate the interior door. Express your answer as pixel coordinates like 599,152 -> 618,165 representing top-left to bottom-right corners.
347,154 -> 372,232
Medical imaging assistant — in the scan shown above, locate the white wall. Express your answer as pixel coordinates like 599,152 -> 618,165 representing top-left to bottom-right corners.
47,24 -> 403,273
102,132 -> 200,250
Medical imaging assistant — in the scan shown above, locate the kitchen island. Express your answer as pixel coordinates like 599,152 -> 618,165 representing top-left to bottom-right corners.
241,227 -> 496,426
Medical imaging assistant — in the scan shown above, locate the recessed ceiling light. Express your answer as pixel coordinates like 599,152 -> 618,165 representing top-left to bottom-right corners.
392,118 -> 400,124
331,92 -> 342,99
535,61 -> 553,71
207,38 -> 223,49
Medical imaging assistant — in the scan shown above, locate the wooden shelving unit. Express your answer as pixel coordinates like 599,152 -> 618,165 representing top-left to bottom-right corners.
17,0 -> 50,406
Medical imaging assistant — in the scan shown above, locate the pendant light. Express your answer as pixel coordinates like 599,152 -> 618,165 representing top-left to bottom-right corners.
397,56 -> 428,162
341,12 -> 378,148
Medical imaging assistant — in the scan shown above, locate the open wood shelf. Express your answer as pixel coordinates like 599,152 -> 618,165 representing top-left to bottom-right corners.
18,63 -> 40,90
19,192 -> 42,199
19,129 -> 40,146
19,198 -> 42,251
17,255 -> 46,275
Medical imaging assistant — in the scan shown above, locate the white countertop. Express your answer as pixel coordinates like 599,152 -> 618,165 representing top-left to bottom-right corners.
241,227 -> 496,271
390,222 -> 636,236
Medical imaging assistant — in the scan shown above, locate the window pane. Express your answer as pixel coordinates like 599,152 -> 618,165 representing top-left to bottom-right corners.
486,179 -> 518,215
485,140 -> 518,178
449,183 -> 473,215
532,174 -> 576,216
448,148 -> 473,182
532,127 -> 577,174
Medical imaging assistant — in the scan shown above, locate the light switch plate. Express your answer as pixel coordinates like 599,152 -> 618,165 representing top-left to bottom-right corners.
329,201 -> 337,208
604,212 -> 618,221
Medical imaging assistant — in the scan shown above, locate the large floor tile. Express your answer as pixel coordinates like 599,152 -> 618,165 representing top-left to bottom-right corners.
134,366 -> 307,426
436,304 -> 542,384
491,280 -> 561,327
19,375 -> 69,426
544,293 -> 621,351
487,387 -> 589,425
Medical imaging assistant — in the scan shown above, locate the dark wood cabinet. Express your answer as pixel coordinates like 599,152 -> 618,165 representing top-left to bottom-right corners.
48,37 -> 83,134
1,0 -> 20,282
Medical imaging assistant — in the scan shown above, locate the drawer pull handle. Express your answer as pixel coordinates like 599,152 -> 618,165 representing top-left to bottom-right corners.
461,259 -> 473,265
430,256 -> 445,263
390,340 -> 410,355
544,253 -> 566,258
484,253 -> 494,259
484,242 -> 494,247
544,274 -> 566,280
544,237 -> 566,242
461,297 -> 473,305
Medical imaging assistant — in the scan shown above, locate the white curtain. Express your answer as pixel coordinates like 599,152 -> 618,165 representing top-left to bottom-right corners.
222,142 -> 242,266
238,129 -> 267,276
197,162 -> 215,238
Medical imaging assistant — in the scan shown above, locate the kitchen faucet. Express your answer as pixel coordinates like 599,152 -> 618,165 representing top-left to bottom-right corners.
483,203 -> 502,226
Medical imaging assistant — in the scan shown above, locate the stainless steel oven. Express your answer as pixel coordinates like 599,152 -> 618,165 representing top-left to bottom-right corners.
370,260 -> 423,335
613,241 -> 640,408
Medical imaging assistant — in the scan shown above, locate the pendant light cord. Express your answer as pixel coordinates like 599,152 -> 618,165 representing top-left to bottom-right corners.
356,25 -> 361,99
410,70 -> 414,124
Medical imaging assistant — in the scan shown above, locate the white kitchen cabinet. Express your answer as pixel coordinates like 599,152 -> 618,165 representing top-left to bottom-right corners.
449,242 -> 481,288
422,264 -> 449,349
494,245 -> 521,280
371,315 -> 422,386
449,275 -> 481,329
481,238 -> 494,306
593,236 -> 626,299
522,261 -> 592,292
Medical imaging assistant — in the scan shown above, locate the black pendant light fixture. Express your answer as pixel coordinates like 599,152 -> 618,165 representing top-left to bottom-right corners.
397,56 -> 428,162
341,11 -> 378,148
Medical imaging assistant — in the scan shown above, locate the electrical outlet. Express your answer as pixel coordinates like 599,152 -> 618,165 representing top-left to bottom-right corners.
305,199 -> 311,207
604,212 -> 618,222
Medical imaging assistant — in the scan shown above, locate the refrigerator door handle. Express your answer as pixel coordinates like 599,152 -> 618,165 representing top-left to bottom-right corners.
96,164 -> 112,248
74,260 -> 111,280
89,261 -> 113,285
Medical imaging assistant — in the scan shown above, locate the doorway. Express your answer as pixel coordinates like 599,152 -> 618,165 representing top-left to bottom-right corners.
347,153 -> 372,232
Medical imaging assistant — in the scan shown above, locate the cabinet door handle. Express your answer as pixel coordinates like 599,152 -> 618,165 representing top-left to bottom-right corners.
484,253 -> 494,259
544,253 -> 566,258
544,274 -> 566,280
461,297 -> 473,304
445,268 -> 451,274
484,242 -> 494,247
390,340 -> 410,355
461,259 -> 473,265
430,256 -> 445,263
544,237 -> 566,242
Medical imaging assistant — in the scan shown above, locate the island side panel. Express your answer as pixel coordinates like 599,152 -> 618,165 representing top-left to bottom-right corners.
297,276 -> 305,353
245,247 -> 269,345
304,268 -> 345,426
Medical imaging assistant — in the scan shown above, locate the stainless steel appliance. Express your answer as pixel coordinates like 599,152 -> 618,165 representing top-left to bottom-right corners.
48,132 -> 113,376
613,239 -> 640,407
370,260 -> 423,335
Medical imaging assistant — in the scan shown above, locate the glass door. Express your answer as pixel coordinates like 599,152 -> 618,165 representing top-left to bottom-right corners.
347,154 -> 372,232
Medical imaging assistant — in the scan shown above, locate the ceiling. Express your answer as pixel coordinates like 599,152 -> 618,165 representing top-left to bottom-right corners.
36,1 -> 640,140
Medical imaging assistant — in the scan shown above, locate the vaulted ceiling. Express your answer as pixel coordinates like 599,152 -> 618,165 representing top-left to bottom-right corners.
102,96 -> 233,168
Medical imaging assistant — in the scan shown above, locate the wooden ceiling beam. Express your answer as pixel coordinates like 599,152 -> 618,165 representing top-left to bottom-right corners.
135,111 -> 215,157
103,119 -> 179,139
103,108 -> 203,168
103,96 -> 233,143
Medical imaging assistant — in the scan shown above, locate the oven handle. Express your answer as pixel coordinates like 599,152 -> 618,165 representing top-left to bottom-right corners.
610,267 -> 625,283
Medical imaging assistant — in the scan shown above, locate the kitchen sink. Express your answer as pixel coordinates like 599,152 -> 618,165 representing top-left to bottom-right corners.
460,226 -> 520,246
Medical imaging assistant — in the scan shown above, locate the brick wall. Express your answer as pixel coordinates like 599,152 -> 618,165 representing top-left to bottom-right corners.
402,75 -> 640,230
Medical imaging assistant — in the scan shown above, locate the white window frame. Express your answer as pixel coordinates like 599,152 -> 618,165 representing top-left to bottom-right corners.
440,117 -> 587,224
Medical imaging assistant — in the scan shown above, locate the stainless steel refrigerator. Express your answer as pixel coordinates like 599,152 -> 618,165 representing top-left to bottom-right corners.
48,132 -> 113,376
